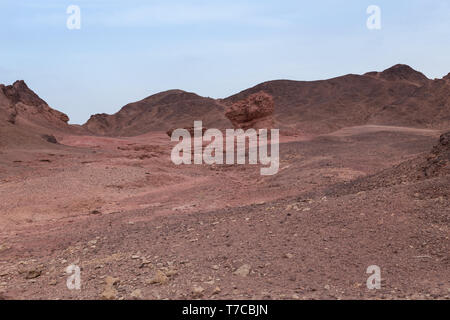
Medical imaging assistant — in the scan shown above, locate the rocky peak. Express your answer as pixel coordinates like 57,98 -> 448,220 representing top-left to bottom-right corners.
1,80 -> 47,107
379,64 -> 429,83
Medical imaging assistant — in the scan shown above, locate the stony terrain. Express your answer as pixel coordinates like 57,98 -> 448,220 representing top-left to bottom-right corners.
0,65 -> 449,300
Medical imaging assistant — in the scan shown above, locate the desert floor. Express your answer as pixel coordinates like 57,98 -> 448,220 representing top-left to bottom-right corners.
0,125 -> 448,299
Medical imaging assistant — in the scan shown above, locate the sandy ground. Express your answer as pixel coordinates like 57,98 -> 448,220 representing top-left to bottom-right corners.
0,125 -> 448,300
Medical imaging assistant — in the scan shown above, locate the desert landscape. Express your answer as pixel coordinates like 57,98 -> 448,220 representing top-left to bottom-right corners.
0,64 -> 448,300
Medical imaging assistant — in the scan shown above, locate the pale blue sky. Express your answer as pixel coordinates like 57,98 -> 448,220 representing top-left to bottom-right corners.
1,0 -> 450,124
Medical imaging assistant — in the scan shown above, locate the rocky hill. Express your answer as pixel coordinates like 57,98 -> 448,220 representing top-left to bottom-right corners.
0,81 -> 82,148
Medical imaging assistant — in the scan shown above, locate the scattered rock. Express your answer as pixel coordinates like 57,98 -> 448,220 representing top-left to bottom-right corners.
164,268 -> 178,278
101,286 -> 117,300
225,91 -> 275,130
139,258 -> 152,268
101,276 -> 120,300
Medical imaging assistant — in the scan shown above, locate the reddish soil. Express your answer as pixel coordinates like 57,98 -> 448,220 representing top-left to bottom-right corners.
0,66 -> 449,300
0,125 -> 448,300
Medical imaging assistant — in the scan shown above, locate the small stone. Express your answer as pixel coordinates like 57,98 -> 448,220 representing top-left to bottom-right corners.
130,289 -> 143,300
213,287 -> 221,295
284,253 -> 294,259
147,270 -> 169,285
101,286 -> 117,300
139,258 -> 152,268
233,264 -> 251,277
25,269 -> 42,279
211,265 -> 220,270
192,286 -> 204,298
105,276 -> 120,286
101,276 -> 120,300
164,269 -> 178,277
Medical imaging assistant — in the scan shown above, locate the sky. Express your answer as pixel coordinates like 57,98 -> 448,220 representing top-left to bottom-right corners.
1,0 -> 450,124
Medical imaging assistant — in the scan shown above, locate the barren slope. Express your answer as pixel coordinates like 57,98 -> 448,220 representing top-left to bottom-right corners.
225,64 -> 450,134
84,90 -> 231,136
0,81 -> 85,149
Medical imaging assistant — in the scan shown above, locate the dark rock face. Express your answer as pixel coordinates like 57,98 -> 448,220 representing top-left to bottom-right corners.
7,106 -> 17,124
225,91 -> 275,130
41,134 -> 58,144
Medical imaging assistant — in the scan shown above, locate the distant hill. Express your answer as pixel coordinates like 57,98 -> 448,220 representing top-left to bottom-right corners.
224,64 -> 450,134
3,64 -> 450,142
83,64 -> 450,136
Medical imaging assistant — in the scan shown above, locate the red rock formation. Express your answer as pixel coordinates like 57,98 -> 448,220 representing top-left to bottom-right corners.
225,65 -> 450,134
0,80 -> 70,125
0,80 -> 84,149
225,91 -> 274,130
84,90 -> 230,136
366,64 -> 429,85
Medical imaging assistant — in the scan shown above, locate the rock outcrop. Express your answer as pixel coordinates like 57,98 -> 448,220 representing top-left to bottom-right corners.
84,90 -> 231,136
423,131 -> 450,177
224,91 -> 274,130
224,64 -> 450,134
0,80 -> 70,126
166,126 -> 207,137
